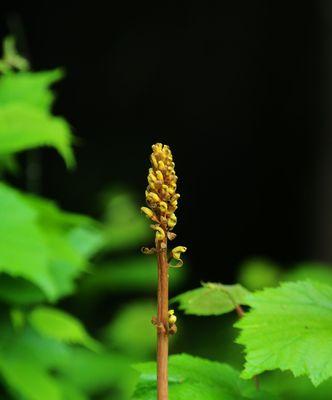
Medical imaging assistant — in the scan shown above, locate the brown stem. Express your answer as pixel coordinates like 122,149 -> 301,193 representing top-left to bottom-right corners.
235,304 -> 245,318
156,237 -> 169,400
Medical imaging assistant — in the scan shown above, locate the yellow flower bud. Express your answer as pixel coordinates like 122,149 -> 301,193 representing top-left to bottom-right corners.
168,213 -> 177,229
150,154 -> 158,168
169,314 -> 177,325
156,170 -> 164,182
147,192 -> 160,203
158,160 -> 166,171
159,201 -> 168,212
151,225 -> 165,241
168,309 -> 175,316
141,207 -> 154,219
171,246 -> 187,260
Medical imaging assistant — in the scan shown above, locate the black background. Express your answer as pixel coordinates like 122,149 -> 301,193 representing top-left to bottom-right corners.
0,2 -> 328,283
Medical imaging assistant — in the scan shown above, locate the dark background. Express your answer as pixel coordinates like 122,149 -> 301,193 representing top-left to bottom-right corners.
1,2 -> 330,283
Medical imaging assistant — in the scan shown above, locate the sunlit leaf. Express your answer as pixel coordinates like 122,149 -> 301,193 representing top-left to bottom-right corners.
0,104 -> 74,166
236,280 -> 332,386
0,182 -> 57,299
173,282 -> 250,316
0,69 -> 62,110
284,262 -> 332,287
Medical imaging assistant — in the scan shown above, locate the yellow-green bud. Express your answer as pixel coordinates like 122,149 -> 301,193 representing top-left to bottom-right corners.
171,246 -> 187,260
151,225 -> 165,241
147,192 -> 160,203
168,213 -> 177,229
141,207 -> 154,219
159,201 -> 168,212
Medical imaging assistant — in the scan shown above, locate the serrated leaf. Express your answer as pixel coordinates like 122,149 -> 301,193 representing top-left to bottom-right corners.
0,182 -> 57,299
133,353 -> 275,399
24,194 -> 101,300
0,69 -> 63,110
0,183 -> 99,302
28,306 -> 99,351
173,283 -> 250,316
0,103 -> 74,166
284,262 -> 332,286
235,280 -> 332,386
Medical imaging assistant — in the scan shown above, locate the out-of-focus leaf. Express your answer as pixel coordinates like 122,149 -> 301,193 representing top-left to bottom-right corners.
284,262 -> 332,286
0,69 -> 62,110
103,301 -> 157,359
59,380 -> 88,400
67,226 -> 105,259
101,190 -> 150,251
173,283 -> 250,316
81,256 -> 186,295
236,280 -> 332,386
262,370 -> 332,400
10,308 -> 25,330
0,103 -> 74,167
0,182 -> 56,299
0,154 -> 19,175
238,258 -> 281,291
133,354 -> 276,399
0,358 -> 62,400
28,306 -> 99,351
0,275 -> 45,305
58,347 -> 136,397
25,194 -> 101,300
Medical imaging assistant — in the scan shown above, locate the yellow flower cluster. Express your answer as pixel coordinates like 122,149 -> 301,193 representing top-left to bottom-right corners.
141,143 -> 187,266
141,143 -> 180,237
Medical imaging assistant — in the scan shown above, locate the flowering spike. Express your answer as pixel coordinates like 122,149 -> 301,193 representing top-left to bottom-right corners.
142,143 -> 181,241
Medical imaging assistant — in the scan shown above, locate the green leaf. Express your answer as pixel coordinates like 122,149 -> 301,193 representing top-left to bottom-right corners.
24,194 -> 101,300
58,348 -> 135,396
173,282 -> 250,316
235,280 -> 332,386
238,258 -> 281,291
80,256 -> 186,295
28,306 -> 99,351
262,370 -> 332,400
284,262 -> 332,286
133,354 -> 275,399
103,301 -> 157,359
0,183 -> 99,302
0,182 -> 57,299
0,69 -> 62,110
0,274 -> 45,305
0,103 -> 74,167
101,189 -> 150,251
0,357 -> 61,400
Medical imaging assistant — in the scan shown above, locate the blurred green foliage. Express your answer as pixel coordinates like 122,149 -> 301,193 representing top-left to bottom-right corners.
2,37 -> 332,400
0,38 -> 186,400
